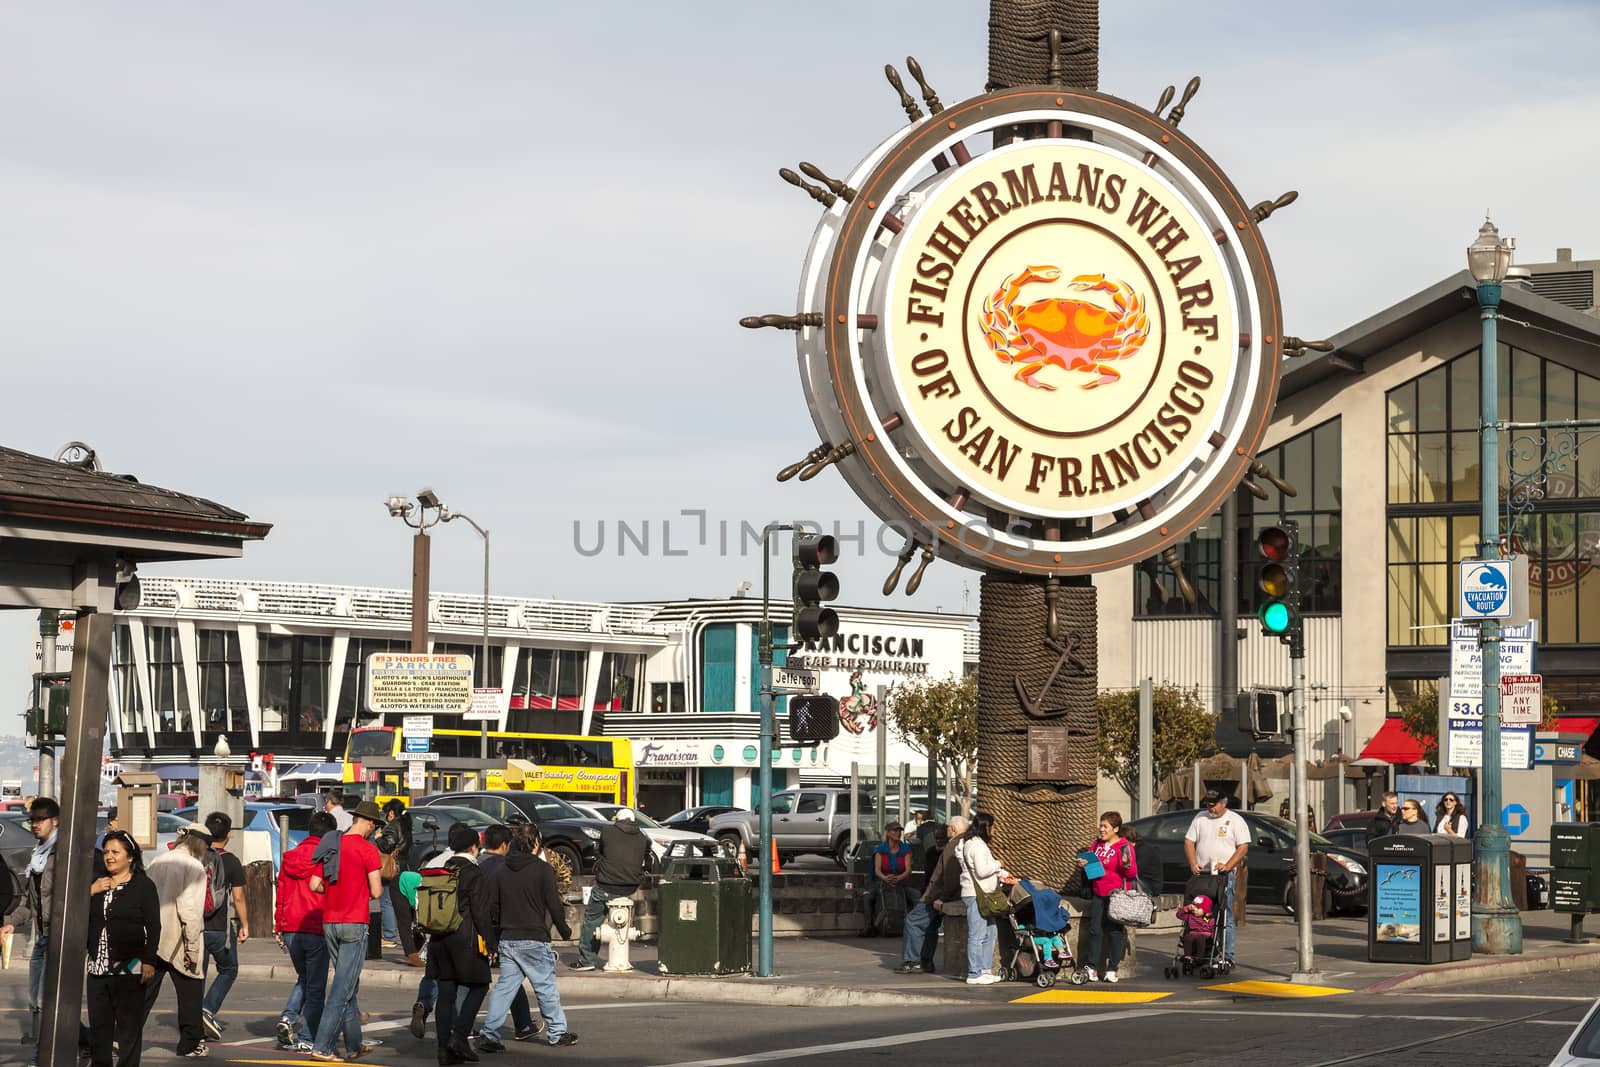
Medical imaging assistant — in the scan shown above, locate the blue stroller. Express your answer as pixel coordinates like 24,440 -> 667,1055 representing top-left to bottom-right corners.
1002,879 -> 1087,988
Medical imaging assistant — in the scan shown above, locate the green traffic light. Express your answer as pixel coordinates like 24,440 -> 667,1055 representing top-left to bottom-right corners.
1259,601 -> 1291,633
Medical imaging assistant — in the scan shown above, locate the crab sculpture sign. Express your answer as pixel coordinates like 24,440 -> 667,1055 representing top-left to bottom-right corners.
755,80 -> 1287,583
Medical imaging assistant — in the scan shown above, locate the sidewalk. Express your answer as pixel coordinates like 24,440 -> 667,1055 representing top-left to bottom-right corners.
217,906 -> 1600,1008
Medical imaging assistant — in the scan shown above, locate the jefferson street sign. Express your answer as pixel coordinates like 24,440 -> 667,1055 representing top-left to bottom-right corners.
772,666 -> 820,694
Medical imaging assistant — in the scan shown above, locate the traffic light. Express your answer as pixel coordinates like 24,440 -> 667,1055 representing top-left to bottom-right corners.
26,671 -> 70,749
1256,523 -> 1302,644
792,533 -> 840,641
788,695 -> 841,743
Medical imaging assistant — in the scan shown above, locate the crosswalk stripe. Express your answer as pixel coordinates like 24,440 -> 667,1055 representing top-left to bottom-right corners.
1204,980 -> 1352,998
1010,990 -> 1172,1005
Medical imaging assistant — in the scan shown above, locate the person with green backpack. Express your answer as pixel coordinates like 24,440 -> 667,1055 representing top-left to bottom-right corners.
417,823 -> 492,1065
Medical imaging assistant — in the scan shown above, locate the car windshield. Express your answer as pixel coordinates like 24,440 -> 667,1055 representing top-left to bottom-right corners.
1257,814 -> 1333,846
592,806 -> 662,829
426,806 -> 496,828
156,813 -> 192,832
521,794 -> 586,821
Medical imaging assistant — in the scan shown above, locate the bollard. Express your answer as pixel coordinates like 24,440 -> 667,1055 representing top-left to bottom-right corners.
941,900 -> 967,977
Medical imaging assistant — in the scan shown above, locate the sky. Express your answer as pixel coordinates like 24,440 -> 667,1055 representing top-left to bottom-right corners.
3,1 -> 1599,718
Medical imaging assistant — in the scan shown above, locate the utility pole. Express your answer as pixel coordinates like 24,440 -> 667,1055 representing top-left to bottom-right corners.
756,521 -> 794,978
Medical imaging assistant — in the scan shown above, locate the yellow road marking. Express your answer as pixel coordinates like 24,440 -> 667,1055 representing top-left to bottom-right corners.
1204,979 -> 1352,998
1011,989 -> 1173,1005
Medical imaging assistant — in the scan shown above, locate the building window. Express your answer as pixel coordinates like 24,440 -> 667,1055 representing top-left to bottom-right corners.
258,635 -> 330,740
435,641 -> 503,690
594,652 -> 644,711
197,629 -> 248,735
650,682 -> 686,714
338,637 -> 414,728
700,624 -> 736,712
1134,418 -> 1342,618
146,626 -> 191,739
113,624 -> 146,739
1387,346 -> 1600,647
506,646 -> 587,730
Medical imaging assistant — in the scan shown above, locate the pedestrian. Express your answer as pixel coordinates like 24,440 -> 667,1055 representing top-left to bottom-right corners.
423,823 -> 493,1064
1077,810 -> 1138,983
379,799 -> 422,966
199,812 -> 249,1043
861,822 -> 918,936
572,808 -> 647,971
144,828 -> 211,1058
275,810 -> 337,1051
1434,793 -> 1469,838
86,831 -> 160,1067
324,791 -> 353,833
954,811 -> 1010,985
895,814 -> 967,974
408,837 -> 463,1042
1395,799 -> 1432,836
309,799 -> 386,1062
1369,791 -> 1400,840
0,796 -> 59,1066
1183,790 -> 1250,965
476,825 -> 542,1043
478,824 -> 577,1050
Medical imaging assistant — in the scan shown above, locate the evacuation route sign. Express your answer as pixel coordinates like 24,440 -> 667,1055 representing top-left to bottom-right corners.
365,653 -> 473,713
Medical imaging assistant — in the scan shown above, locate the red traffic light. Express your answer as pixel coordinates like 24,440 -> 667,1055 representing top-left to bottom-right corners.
1258,526 -> 1291,562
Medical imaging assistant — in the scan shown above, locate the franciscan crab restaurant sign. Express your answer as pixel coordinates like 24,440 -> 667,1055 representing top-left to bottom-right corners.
889,142 -> 1233,517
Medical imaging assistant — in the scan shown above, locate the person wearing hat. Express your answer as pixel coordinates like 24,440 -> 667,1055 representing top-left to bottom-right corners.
861,822 -> 917,936
572,808 -> 648,971
143,826 -> 212,1057
1183,790 -> 1250,965
310,799 -> 386,1061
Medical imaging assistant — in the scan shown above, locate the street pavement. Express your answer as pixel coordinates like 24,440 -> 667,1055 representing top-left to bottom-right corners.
5,906 -> 1600,1063
1,972 -> 1589,1065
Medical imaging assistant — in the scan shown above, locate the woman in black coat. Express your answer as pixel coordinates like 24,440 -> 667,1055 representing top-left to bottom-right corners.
87,831 -> 161,1067
425,823 -> 493,1064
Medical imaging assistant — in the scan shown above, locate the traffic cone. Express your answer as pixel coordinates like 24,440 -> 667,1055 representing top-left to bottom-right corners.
769,839 -> 780,875
1,929 -> 10,970
737,839 -> 749,874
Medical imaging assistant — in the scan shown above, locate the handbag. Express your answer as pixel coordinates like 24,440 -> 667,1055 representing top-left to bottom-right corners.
959,842 -> 1010,919
379,848 -> 400,883
1106,842 -> 1154,927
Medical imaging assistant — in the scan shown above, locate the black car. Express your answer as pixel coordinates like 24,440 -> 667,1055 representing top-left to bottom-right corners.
660,805 -> 743,836
415,791 -> 607,875
1124,810 -> 1370,916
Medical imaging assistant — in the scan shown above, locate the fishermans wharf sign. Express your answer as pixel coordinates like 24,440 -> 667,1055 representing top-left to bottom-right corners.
784,87 -> 1284,576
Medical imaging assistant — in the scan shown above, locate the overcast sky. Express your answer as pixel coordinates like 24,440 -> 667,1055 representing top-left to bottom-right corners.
4,2 -> 1599,723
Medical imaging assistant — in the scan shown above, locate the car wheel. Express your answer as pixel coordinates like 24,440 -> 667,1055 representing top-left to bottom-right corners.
717,833 -> 744,861
550,842 -> 582,877
833,836 -> 850,869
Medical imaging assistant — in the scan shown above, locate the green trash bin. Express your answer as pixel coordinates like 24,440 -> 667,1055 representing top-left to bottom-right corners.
656,845 -> 752,976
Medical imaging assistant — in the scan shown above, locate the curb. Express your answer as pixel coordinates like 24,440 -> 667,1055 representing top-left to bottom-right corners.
1366,945 -> 1600,994
234,963 -> 970,1009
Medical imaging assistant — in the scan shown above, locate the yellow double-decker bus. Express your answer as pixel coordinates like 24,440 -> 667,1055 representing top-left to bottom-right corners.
344,725 -> 635,806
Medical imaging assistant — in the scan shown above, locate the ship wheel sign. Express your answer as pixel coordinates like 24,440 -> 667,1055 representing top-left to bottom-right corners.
746,65 -> 1327,592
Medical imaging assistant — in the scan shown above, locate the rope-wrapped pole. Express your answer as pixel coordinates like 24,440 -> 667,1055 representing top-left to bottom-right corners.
974,0 -> 1101,895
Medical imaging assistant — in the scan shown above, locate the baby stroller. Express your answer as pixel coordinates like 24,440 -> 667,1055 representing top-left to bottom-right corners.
1163,871 -> 1234,979
1002,879 -> 1088,988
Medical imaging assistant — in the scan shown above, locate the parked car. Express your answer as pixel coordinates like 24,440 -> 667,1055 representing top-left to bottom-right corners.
571,803 -> 720,870
1323,810 -> 1384,835
172,802 -> 312,863
1123,809 -> 1370,916
1552,994 -> 1600,1066
660,805 -> 743,836
157,793 -> 198,813
1321,826 -> 1371,855
413,791 -> 607,875
708,787 -> 872,867
407,805 -> 498,868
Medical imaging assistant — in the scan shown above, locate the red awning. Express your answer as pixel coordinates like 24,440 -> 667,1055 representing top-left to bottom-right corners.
1358,718 -> 1426,765
1551,717 -> 1600,740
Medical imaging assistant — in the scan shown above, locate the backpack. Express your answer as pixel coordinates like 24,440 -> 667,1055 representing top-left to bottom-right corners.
201,849 -> 231,920
415,865 -> 464,937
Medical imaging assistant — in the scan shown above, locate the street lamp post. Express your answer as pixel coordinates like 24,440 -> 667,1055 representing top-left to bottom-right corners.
386,490 -> 447,796
445,510 -> 492,762
1467,216 -> 1522,955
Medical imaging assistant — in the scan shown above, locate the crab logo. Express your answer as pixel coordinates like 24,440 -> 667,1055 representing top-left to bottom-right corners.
978,267 -> 1150,390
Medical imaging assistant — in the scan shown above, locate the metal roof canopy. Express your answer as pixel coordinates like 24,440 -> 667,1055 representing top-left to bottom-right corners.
0,442 -> 268,1067
1280,270 -> 1600,400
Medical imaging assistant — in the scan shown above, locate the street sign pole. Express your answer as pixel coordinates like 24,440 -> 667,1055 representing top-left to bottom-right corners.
756,521 -> 794,979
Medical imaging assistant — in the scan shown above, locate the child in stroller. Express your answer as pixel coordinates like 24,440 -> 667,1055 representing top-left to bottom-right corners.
1002,879 -> 1088,988
1163,872 -> 1233,979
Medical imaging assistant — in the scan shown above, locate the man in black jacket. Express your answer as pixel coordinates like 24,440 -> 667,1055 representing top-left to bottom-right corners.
572,809 -> 647,972
1368,792 -> 1401,840
477,826 -> 576,1051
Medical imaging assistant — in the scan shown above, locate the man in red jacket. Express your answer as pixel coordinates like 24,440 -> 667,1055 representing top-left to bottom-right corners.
275,811 -> 337,1051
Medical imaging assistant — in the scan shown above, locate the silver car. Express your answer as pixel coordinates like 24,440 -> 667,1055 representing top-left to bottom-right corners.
571,803 -> 719,870
1550,998 -> 1600,1066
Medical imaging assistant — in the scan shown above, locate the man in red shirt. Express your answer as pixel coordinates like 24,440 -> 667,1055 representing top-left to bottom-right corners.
309,800 -> 385,1062
276,810 -> 337,1050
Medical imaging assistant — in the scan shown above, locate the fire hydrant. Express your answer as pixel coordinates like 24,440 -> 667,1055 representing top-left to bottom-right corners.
597,894 -> 641,972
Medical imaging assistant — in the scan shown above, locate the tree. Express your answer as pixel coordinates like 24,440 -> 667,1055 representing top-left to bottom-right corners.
1406,681 -> 1564,771
1096,684 -> 1216,801
885,673 -> 978,816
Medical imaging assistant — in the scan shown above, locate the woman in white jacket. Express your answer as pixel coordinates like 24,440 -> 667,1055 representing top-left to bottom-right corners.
143,828 -> 210,1057
955,812 -> 1009,985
